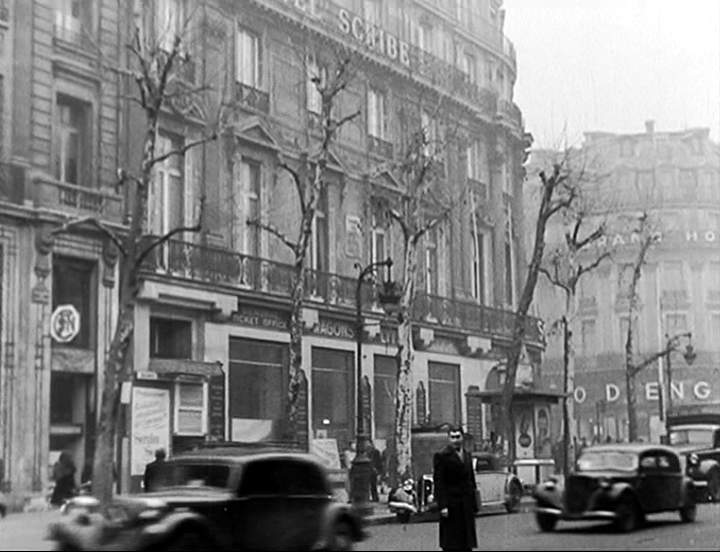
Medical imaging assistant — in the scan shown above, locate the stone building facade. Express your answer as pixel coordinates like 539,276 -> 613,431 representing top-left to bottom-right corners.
531,121 -> 720,444
0,0 -> 542,505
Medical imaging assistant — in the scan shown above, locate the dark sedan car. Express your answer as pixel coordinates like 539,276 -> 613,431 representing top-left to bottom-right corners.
533,443 -> 696,533
48,447 -> 366,551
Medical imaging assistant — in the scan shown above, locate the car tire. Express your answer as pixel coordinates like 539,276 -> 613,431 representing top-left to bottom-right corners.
707,471 -> 720,502
535,512 -> 557,532
680,493 -> 697,523
613,500 -> 639,533
505,481 -> 523,513
325,520 -> 354,552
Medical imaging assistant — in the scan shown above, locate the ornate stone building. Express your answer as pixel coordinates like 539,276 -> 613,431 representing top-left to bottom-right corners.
532,121 -> 720,444
0,0 -> 541,505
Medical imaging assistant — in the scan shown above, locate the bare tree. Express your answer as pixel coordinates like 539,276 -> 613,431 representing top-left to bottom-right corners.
246,51 -> 360,445
622,212 -> 661,442
539,184 -> 611,478
51,12 -> 218,503
372,100 -> 464,487
499,160 -> 577,463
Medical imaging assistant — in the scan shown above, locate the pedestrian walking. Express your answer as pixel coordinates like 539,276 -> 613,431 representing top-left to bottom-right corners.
367,441 -> 383,502
143,448 -> 167,492
433,425 -> 478,552
50,451 -> 77,506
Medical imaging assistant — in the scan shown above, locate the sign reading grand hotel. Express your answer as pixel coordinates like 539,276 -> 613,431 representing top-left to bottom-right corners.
596,229 -> 720,248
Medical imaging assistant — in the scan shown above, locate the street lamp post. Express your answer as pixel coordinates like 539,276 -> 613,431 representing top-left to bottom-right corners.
664,331 -> 697,439
349,257 -> 401,512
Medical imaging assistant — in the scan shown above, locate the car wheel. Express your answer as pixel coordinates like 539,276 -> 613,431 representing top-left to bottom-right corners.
535,512 -> 557,532
680,494 -> 697,523
505,481 -> 523,513
326,520 -> 354,552
613,500 -> 639,533
707,471 -> 720,502
161,529 -> 208,552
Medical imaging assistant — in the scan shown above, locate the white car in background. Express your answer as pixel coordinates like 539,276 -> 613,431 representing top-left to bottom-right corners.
472,452 -> 524,513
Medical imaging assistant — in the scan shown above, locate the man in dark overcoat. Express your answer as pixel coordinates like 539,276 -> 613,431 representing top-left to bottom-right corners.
433,425 -> 478,552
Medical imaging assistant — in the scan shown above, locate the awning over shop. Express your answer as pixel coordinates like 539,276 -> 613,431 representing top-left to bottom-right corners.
466,388 -> 565,405
146,358 -> 224,379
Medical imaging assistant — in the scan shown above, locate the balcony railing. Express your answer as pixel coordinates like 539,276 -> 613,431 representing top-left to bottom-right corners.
368,135 -> 393,159
34,176 -> 124,222
234,82 -> 270,114
141,238 -> 545,343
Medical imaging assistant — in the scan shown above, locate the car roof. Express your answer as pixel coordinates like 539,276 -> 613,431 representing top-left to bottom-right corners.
166,449 -> 324,467
583,443 -> 679,456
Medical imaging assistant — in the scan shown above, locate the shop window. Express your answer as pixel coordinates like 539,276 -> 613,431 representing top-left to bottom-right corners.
150,317 -> 192,359
311,348 -> 354,444
428,362 -> 460,426
174,380 -> 207,435
229,338 -> 287,441
52,256 -> 95,349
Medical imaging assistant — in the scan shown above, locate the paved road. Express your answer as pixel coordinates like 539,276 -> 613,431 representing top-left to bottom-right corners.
3,503 -> 720,551
358,503 -> 720,551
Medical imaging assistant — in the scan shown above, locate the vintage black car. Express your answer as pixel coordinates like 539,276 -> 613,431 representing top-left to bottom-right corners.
533,443 -> 696,533
666,411 -> 720,502
48,446 -> 366,551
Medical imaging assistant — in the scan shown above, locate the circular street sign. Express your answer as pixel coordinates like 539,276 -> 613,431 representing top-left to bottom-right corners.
50,304 -> 81,343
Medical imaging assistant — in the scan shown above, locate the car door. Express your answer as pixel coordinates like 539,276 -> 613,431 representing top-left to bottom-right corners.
235,459 -> 292,551
637,452 -> 662,513
656,452 -> 682,510
474,456 -> 503,505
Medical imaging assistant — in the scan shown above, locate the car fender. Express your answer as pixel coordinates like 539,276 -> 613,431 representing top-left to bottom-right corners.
533,482 -> 562,509
606,482 -> 636,503
140,509 -> 217,548
698,459 -> 720,477
311,501 -> 364,551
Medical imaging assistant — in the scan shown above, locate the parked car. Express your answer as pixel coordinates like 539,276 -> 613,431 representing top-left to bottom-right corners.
47,445 -> 367,551
666,411 -> 720,502
533,443 -> 697,533
472,452 -> 524,513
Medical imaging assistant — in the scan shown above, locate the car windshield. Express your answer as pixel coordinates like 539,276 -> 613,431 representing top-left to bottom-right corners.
576,451 -> 638,472
669,428 -> 713,446
155,463 -> 231,489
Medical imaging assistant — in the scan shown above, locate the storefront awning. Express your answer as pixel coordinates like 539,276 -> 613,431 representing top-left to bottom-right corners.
466,388 -> 565,404
146,358 -> 224,379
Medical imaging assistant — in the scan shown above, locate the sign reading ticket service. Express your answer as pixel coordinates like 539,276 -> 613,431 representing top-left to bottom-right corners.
131,387 -> 171,476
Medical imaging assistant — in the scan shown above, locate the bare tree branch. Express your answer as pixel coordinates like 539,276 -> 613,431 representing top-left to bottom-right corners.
279,160 -> 307,215
135,198 -> 206,270
50,216 -> 127,256
248,218 -> 298,252
150,134 -> 217,168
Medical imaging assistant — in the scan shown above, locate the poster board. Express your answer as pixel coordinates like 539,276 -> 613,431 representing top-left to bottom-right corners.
131,387 -> 171,476
309,438 -> 341,470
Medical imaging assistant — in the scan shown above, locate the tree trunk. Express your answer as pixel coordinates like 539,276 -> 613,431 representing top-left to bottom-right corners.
562,316 -> 572,480
286,255 -> 307,446
625,332 -> 638,442
92,303 -> 134,504
391,239 -> 417,488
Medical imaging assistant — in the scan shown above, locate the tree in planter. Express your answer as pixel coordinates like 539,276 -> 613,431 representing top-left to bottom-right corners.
245,52 -> 360,446
372,104 -> 465,487
499,161 -> 578,464
51,15 -> 219,503
538,178 -> 611,478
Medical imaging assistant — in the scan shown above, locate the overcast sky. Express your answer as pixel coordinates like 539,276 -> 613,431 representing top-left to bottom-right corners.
503,0 -> 720,148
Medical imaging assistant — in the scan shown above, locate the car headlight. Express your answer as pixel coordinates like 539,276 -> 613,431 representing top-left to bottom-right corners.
688,453 -> 699,466
599,477 -> 611,489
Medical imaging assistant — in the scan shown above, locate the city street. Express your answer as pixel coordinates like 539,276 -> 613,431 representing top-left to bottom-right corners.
3,503 -> 720,551
358,504 -> 720,551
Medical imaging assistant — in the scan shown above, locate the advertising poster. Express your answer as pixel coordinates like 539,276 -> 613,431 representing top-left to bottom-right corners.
131,387 -> 170,476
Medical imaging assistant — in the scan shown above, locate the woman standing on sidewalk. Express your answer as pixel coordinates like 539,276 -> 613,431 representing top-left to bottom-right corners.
50,452 -> 76,507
